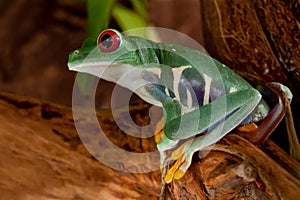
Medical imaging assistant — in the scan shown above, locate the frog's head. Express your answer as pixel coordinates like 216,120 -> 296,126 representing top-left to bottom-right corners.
68,29 -> 162,105
68,29 -> 147,82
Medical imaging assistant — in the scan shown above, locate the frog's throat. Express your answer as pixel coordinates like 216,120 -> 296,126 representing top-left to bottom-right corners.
68,62 -> 162,107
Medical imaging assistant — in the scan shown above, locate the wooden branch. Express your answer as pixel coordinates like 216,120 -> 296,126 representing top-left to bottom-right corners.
167,135 -> 300,199
0,92 -> 299,200
0,92 -> 160,200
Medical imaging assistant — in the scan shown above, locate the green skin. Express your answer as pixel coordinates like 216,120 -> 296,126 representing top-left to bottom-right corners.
68,29 -> 272,181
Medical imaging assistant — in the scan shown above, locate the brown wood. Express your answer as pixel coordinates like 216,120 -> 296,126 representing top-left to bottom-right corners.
1,92 -> 299,199
0,92 -> 160,200
167,136 -> 300,200
201,0 -> 300,106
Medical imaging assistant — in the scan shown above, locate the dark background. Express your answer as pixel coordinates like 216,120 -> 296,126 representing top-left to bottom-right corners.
0,0 -> 203,106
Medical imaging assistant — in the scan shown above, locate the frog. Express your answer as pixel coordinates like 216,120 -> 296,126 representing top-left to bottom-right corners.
68,29 -> 294,184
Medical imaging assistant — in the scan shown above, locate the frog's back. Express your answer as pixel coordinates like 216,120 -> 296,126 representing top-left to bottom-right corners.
124,37 -> 254,109
163,43 -> 253,93
142,42 -> 253,110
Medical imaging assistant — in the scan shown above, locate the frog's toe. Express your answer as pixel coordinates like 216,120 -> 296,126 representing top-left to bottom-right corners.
164,151 -> 194,183
164,154 -> 185,183
173,153 -> 193,180
164,140 -> 194,183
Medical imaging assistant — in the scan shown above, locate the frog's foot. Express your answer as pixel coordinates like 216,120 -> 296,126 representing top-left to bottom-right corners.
164,139 -> 194,183
237,122 -> 260,142
237,122 -> 258,132
157,134 -> 179,172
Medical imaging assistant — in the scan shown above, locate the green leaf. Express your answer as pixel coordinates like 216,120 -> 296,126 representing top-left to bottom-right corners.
129,0 -> 147,20
87,0 -> 115,38
112,3 -> 147,32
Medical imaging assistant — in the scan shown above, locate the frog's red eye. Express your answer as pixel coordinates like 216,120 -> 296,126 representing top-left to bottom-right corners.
97,30 -> 120,52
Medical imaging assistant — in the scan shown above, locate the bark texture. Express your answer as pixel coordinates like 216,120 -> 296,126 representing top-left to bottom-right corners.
201,0 -> 300,106
0,92 -> 161,200
0,92 -> 299,200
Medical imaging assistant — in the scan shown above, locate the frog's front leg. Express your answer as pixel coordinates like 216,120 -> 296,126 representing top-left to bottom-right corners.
144,84 -> 182,165
159,88 -> 262,183
156,98 -> 184,168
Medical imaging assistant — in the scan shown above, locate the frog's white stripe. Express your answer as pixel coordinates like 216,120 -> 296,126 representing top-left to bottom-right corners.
229,87 -> 237,93
68,61 -> 112,70
186,88 -> 193,109
203,73 -> 212,105
165,87 -> 171,96
171,66 -> 192,102
145,67 -> 162,78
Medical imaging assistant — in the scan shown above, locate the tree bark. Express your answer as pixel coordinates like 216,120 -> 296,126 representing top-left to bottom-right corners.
0,92 -> 160,200
0,92 -> 299,199
167,135 -> 300,199
201,0 -> 300,110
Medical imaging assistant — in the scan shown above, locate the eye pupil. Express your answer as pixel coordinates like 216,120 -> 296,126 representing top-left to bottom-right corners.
101,34 -> 113,49
97,30 -> 121,52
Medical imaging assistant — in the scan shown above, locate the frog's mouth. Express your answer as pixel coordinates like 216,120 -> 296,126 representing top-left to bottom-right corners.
68,61 -> 163,107
68,61 -> 134,82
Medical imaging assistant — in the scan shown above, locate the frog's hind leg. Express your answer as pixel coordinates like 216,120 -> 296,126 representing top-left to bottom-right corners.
164,88 -> 262,182
252,82 -> 300,160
